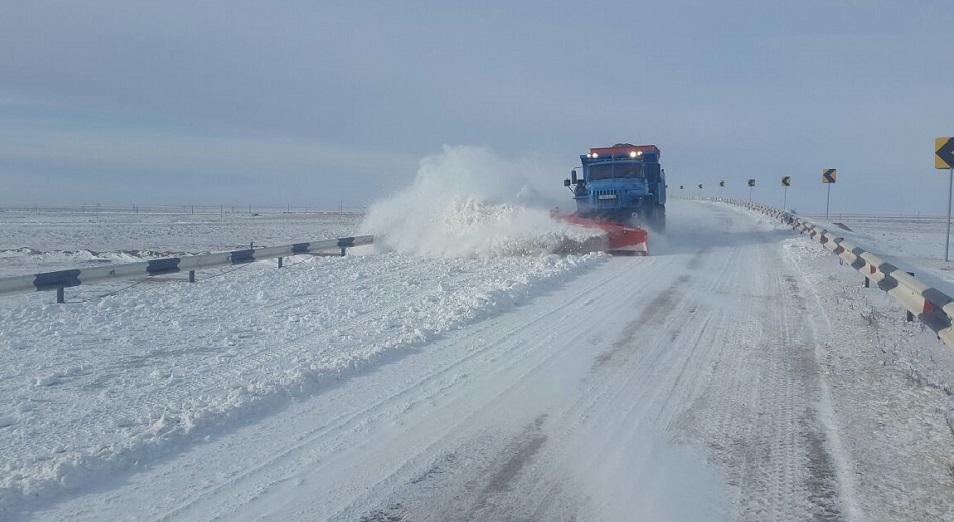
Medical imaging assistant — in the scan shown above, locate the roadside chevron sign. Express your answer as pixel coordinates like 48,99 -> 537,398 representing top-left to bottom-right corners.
781,176 -> 791,187
937,138 -> 954,169
822,169 -> 837,184
747,179 -> 755,187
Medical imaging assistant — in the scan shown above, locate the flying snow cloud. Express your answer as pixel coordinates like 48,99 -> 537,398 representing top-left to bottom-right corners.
362,145 -> 599,258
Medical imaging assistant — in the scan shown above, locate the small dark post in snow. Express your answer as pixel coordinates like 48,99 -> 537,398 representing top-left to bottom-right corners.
278,257 -> 283,269
340,247 -> 346,256
189,270 -> 196,283
864,277 -> 870,288
906,272 -> 915,322
56,287 -> 64,304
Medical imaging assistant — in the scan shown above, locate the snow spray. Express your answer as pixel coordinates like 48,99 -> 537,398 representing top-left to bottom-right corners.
362,145 -> 600,258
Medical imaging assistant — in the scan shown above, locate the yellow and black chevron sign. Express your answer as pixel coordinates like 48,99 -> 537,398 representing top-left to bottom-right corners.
937,138 -> 954,169
781,176 -> 791,187
822,169 -> 837,184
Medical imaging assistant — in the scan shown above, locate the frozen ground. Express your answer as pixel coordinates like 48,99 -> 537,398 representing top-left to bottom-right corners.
2,200 -> 954,520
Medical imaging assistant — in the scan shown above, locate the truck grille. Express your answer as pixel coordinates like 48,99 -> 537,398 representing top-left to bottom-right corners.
593,190 -> 620,206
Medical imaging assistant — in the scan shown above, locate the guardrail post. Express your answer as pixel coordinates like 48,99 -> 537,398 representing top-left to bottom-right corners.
189,270 -> 196,283
56,287 -> 64,304
906,272 -> 915,321
278,257 -> 283,269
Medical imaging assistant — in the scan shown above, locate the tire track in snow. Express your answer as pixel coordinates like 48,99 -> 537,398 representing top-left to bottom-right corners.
664,219 -> 846,521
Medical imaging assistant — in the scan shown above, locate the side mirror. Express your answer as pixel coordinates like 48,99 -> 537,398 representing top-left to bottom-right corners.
564,179 -> 571,187
571,170 -> 578,184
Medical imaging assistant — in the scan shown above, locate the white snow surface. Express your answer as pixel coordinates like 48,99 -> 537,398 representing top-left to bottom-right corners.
2,198 -> 954,520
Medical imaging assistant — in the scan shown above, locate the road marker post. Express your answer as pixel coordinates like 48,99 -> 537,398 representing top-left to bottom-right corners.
781,176 -> 791,209
937,138 -> 954,261
822,169 -> 837,219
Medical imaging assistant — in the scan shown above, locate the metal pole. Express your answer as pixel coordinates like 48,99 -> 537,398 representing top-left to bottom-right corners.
826,183 -> 831,220
748,187 -> 752,203
783,186 -> 788,209
946,167 -> 953,262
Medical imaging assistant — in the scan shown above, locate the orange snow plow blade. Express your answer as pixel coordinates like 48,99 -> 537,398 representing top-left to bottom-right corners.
551,211 -> 649,256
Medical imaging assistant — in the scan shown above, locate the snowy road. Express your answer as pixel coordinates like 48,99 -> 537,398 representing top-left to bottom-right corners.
5,202 -> 846,521
8,201 -> 954,520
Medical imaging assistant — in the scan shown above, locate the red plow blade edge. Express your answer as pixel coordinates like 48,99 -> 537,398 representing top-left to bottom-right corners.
551,211 -> 649,256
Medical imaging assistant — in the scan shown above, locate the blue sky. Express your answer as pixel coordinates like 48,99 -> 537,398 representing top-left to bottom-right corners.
2,1 -> 953,213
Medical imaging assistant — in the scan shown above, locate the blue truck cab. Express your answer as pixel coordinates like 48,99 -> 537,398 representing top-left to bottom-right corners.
564,143 -> 666,231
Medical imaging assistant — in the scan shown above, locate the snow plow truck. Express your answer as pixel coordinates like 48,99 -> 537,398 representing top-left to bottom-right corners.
554,143 -> 666,256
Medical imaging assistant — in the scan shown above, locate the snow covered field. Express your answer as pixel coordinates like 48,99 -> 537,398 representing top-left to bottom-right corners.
0,209 -> 363,279
3,199 -> 954,520
803,212 -> 954,296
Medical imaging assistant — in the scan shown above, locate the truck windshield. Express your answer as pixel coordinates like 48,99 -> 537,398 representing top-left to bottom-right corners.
588,162 -> 642,181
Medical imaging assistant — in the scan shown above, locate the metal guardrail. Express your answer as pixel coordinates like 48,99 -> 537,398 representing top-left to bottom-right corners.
0,235 -> 373,303
706,198 -> 954,348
